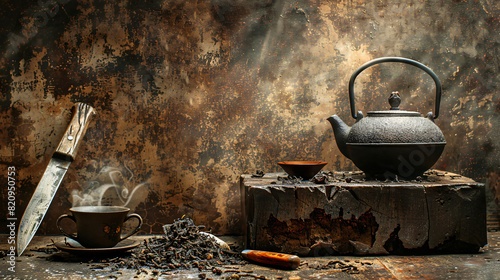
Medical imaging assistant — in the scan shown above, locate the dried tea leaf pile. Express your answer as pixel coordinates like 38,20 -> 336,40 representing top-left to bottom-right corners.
97,217 -> 244,273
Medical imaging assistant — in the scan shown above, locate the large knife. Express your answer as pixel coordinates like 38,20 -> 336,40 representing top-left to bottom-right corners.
17,103 -> 96,256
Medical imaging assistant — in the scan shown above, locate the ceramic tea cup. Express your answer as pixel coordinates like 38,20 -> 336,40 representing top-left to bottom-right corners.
56,206 -> 142,248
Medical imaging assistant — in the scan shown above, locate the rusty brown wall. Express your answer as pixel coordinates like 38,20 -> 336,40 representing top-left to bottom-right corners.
1,0 -> 499,235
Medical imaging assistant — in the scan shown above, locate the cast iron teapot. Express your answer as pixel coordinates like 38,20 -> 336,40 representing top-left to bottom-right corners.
327,57 -> 446,179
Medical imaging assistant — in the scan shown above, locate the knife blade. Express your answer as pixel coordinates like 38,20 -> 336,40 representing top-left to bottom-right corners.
17,103 -> 95,256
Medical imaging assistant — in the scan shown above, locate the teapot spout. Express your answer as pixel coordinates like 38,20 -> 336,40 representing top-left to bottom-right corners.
327,115 -> 351,159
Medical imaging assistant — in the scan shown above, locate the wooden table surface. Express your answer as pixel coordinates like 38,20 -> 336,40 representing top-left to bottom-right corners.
1,232 -> 500,280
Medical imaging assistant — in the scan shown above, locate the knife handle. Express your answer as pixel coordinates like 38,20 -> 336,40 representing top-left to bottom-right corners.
241,249 -> 301,269
55,103 -> 96,160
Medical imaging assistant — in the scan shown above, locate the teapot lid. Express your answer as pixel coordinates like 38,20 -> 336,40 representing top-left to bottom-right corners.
367,110 -> 422,117
367,92 -> 422,117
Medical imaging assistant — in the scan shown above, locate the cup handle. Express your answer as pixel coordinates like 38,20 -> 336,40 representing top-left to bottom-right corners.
120,213 -> 143,241
56,214 -> 78,240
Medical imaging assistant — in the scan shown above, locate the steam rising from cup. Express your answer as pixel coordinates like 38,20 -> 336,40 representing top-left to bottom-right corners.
71,164 -> 148,212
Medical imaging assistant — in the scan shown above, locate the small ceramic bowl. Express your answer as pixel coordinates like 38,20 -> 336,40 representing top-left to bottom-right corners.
278,161 -> 328,179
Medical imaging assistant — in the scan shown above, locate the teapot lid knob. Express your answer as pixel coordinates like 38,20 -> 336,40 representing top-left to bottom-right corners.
389,91 -> 401,110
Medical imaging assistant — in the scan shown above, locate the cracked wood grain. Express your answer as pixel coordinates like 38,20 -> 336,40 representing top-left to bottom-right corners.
243,171 -> 486,256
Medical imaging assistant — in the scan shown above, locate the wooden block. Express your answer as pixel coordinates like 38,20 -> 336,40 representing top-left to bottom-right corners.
241,170 -> 486,256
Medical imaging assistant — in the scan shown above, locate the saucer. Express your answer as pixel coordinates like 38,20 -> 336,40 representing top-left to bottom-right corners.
55,238 -> 140,255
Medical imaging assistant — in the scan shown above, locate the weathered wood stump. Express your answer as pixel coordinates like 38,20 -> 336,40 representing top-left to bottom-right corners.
241,170 -> 486,256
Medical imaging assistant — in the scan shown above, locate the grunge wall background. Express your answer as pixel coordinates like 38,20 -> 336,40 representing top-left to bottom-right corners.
1,0 -> 499,235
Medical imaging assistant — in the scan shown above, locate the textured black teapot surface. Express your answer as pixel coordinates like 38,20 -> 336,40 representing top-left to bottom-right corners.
328,57 -> 446,179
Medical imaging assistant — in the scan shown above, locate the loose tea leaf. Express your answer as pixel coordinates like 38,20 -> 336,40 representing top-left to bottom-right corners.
93,217 -> 245,274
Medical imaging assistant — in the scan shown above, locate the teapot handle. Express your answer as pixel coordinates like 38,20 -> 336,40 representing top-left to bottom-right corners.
348,57 -> 442,120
